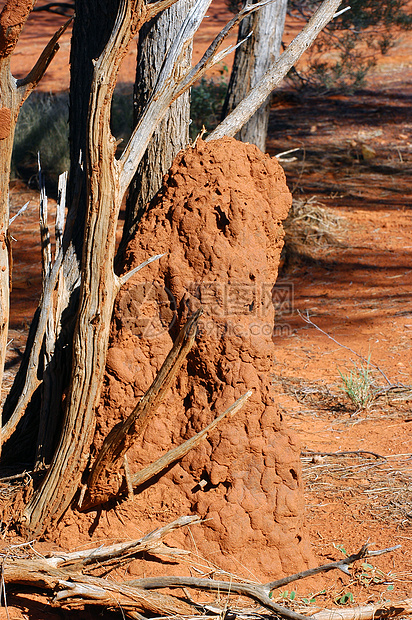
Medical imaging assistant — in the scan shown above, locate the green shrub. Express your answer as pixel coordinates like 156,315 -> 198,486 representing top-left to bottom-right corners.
338,356 -> 377,410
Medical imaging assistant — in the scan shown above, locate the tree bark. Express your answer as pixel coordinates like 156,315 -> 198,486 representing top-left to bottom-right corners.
121,0 -> 193,248
0,1 -> 68,456
222,0 -> 288,151
21,0 -> 138,534
31,0 -> 121,469
68,0 -> 121,264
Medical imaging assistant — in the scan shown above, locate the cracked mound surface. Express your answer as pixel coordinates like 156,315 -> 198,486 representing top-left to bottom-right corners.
94,137 -> 313,579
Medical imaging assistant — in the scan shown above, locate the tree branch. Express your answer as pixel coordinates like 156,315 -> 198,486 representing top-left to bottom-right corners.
132,390 -> 252,489
81,309 -> 203,510
173,0 -> 275,97
128,544 -> 400,620
16,17 -> 72,101
117,253 -> 165,288
118,0 -> 212,195
206,0 -> 342,141
47,515 -> 202,569
146,0 -> 183,22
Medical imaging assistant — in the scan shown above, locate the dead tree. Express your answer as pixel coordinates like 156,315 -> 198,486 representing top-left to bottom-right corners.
0,0 -> 343,536
0,0 -> 70,452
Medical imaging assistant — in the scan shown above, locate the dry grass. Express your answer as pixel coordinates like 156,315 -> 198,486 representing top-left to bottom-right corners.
272,373 -> 412,420
282,196 -> 346,268
302,452 -> 412,527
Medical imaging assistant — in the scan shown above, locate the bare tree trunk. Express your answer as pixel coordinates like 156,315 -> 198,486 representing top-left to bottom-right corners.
68,0 -> 120,264
222,0 -> 288,151
33,0 -> 121,468
121,0 -> 193,247
0,0 -> 68,456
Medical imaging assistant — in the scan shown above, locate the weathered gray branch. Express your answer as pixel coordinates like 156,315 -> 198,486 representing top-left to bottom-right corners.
82,309 -> 203,510
206,0 -> 342,141
131,390 -> 252,488
47,515 -> 202,569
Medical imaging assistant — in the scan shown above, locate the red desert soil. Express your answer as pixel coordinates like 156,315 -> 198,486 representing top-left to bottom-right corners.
2,1 -> 412,617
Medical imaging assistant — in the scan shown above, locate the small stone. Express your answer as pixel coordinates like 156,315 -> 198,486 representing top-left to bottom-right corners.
361,144 -> 377,160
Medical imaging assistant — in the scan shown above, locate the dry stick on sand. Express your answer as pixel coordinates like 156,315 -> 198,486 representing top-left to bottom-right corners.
301,450 -> 386,460
46,515 -> 203,569
0,536 -> 400,619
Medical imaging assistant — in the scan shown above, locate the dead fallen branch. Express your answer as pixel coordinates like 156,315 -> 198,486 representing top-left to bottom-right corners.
305,598 -> 412,620
131,544 -> 400,595
47,515 -> 202,570
0,533 -> 401,620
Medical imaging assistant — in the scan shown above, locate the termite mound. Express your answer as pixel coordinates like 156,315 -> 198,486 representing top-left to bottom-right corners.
92,137 -> 313,579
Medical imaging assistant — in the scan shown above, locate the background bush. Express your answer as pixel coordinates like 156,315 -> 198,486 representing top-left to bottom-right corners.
12,92 -> 70,188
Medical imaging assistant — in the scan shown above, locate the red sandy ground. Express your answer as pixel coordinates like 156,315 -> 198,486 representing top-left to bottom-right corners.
2,1 -> 412,617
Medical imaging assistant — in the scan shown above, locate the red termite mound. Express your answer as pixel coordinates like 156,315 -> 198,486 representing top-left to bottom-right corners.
94,137 -> 313,579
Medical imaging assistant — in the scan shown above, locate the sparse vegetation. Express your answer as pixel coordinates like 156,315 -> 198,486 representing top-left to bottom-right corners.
288,0 -> 412,93
338,355 -> 376,411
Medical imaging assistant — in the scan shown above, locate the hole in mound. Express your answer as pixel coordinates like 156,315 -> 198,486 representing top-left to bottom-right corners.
214,205 -> 230,230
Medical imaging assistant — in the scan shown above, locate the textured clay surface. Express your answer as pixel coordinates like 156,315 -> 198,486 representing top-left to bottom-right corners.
93,137 -> 312,578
